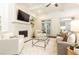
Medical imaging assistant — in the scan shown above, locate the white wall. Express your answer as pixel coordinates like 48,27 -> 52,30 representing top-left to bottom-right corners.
0,3 -> 16,32
62,8 -> 79,19
0,3 -> 9,32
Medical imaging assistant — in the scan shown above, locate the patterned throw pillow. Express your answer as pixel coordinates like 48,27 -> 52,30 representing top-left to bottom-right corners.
60,32 -> 68,42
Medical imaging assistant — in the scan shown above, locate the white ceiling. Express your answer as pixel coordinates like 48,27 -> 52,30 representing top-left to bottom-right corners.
17,3 -> 79,19
22,3 -> 63,16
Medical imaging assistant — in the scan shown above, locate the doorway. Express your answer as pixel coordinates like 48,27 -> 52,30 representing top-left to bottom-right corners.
42,20 -> 51,36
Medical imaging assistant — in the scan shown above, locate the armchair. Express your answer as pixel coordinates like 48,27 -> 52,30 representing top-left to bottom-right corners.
56,36 -> 72,55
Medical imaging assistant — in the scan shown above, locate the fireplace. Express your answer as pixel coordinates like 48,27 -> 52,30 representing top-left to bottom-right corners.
19,30 -> 28,37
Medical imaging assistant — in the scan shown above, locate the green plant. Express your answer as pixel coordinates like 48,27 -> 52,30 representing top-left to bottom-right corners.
76,46 -> 79,49
75,43 -> 79,49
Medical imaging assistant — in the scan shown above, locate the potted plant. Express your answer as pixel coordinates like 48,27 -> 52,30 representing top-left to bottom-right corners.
75,44 -> 79,48
32,32 -> 35,38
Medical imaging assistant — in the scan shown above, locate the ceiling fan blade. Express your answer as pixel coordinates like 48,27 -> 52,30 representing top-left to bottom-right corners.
46,3 -> 51,7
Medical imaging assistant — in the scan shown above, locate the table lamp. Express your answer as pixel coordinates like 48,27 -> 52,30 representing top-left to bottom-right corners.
71,20 -> 79,46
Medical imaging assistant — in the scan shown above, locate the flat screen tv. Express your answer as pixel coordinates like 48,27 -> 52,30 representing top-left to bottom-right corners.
17,10 -> 30,22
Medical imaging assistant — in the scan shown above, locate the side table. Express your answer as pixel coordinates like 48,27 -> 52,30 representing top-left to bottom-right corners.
67,47 -> 77,55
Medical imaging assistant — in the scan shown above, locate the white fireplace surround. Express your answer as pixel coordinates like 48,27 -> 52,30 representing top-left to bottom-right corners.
12,21 -> 32,41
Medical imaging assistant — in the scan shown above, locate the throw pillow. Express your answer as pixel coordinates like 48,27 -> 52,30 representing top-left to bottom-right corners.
60,32 -> 68,42
67,33 -> 75,44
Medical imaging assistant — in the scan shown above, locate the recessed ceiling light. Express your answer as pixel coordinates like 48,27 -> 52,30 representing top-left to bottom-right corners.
37,10 -> 42,13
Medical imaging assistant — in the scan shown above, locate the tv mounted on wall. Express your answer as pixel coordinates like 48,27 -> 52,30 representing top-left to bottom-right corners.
17,10 -> 30,22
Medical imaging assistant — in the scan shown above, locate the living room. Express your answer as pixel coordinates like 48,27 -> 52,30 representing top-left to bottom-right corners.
0,3 -> 79,55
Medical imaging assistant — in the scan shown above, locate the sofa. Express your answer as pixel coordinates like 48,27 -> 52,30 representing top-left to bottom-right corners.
56,37 -> 71,55
56,32 -> 75,55
0,33 -> 24,55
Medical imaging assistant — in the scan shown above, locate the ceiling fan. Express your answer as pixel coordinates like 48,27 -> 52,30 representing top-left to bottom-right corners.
46,3 -> 58,7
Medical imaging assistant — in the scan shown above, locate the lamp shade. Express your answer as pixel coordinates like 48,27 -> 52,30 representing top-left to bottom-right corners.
71,20 -> 79,32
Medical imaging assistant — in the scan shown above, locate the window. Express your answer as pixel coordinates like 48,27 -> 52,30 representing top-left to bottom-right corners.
60,17 -> 73,31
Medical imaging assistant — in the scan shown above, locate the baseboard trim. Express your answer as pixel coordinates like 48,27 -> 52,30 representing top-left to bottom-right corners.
48,36 -> 56,38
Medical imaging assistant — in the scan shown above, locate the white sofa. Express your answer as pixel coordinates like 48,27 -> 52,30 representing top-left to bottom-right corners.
0,33 -> 24,55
